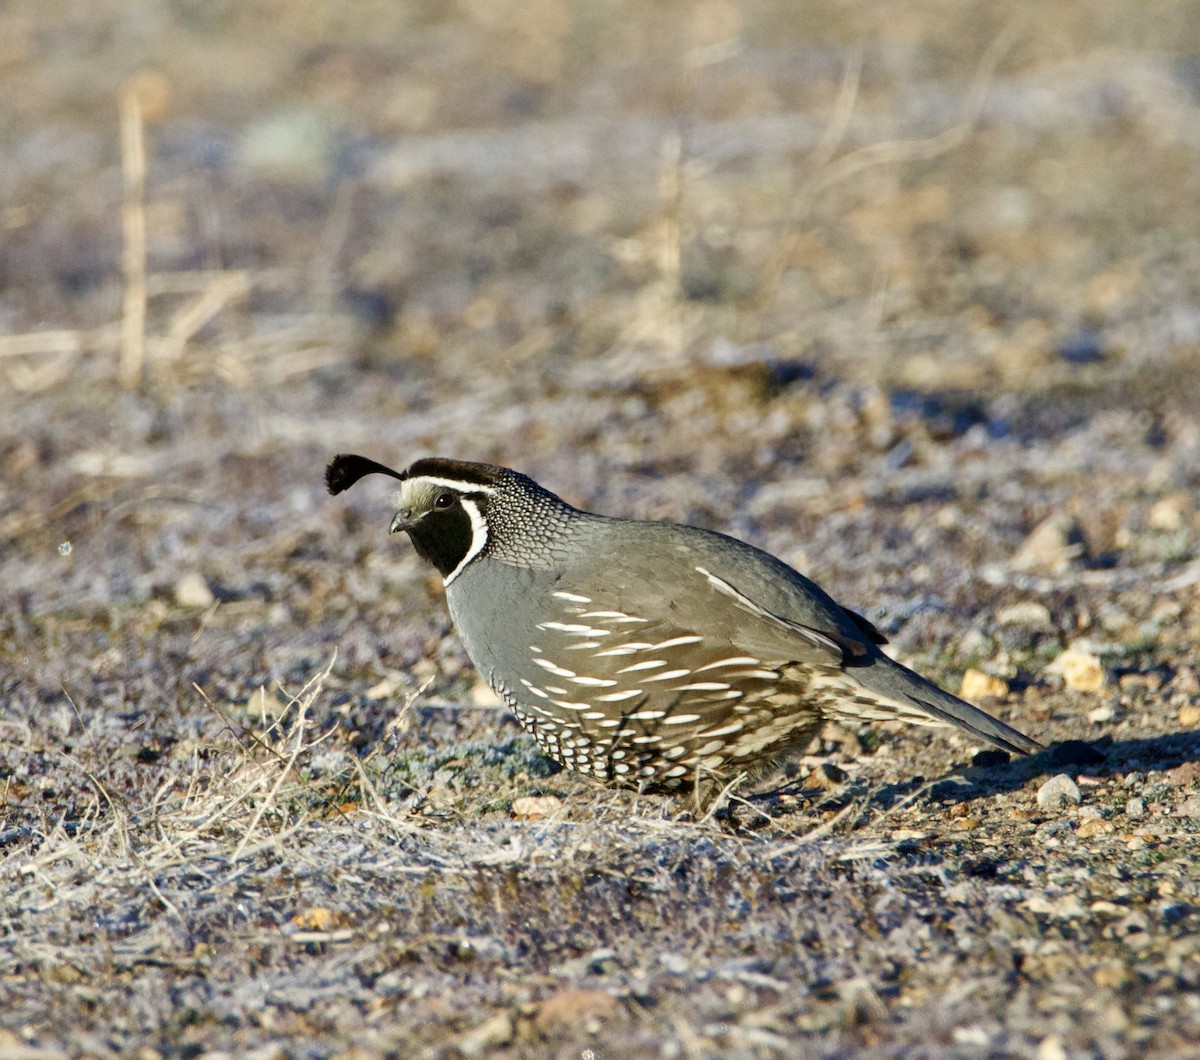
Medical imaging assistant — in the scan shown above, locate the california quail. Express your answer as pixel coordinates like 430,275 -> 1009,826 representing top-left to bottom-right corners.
327,455 -> 1041,790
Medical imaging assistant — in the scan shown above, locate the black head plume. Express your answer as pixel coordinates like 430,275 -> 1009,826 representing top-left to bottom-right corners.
326,454 -> 406,495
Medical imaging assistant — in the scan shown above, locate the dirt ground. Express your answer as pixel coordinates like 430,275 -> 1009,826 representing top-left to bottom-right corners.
3,2 -> 1200,1056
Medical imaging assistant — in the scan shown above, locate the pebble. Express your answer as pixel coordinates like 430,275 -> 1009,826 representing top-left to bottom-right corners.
803,763 -> 848,790
1037,774 -> 1082,810
471,680 -> 502,707
511,795 -> 564,820
1177,795 -> 1200,819
960,668 -> 1009,700
1025,893 -> 1086,918
996,600 -> 1054,628
1147,492 -> 1193,533
174,572 -> 214,608
458,1012 -> 514,1056
1011,513 -> 1086,573
534,988 -> 619,1033
1175,668 -> 1200,694
237,107 -> 338,183
1050,647 -> 1107,693
1165,762 -> 1200,786
1093,959 -> 1132,989
1036,1036 -> 1069,1060
1125,797 -> 1145,819
1117,671 -> 1163,691
1180,704 -> 1200,727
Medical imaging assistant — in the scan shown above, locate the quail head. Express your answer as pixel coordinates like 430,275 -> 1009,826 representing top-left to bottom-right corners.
327,454 -> 1041,790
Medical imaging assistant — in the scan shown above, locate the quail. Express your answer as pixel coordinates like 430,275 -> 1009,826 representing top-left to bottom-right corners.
327,455 -> 1041,790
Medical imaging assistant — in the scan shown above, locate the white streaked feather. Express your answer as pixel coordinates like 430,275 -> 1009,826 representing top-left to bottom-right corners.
641,668 -> 692,683
594,690 -> 643,702
531,657 -> 576,678
695,656 -> 760,671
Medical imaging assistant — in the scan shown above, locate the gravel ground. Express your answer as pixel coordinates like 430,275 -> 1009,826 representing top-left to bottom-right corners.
2,3 -> 1200,1056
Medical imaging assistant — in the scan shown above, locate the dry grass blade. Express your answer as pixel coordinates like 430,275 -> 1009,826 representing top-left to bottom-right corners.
750,19 -> 1022,318
0,330 -> 86,359
155,270 -> 254,364
812,19 -> 1022,189
228,655 -> 338,862
119,84 -> 147,389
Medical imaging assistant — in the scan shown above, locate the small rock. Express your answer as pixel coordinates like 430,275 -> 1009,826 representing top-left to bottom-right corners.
174,572 -> 214,608
534,989 -> 619,1033
1117,671 -> 1163,692
658,952 -> 691,975
1174,668 -> 1200,694
803,763 -> 848,790
365,673 -> 405,700
952,1026 -> 990,1047
1038,774 -> 1082,810
1090,900 -> 1124,915
1165,762 -> 1200,787
1036,1036 -> 1069,1060
289,907 -> 339,931
1147,492 -> 1193,533
1077,817 -> 1114,837
1177,795 -> 1200,819
511,795 -> 564,820
1180,704 -> 1200,728
1050,647 -> 1107,693
237,107 -> 338,184
1012,513 -> 1086,573
470,680 -> 502,707
1059,331 -> 1104,365
996,600 -> 1054,628
1088,704 -> 1115,724
1126,797 -> 1145,818
459,1012 -> 514,1056
1025,893 -> 1086,918
1093,960 -> 1132,989
960,669 -> 1009,700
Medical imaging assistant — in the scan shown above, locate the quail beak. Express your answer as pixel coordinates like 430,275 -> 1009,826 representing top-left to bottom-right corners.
389,509 -> 417,534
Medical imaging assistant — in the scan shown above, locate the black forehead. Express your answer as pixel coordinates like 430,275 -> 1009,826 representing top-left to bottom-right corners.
403,458 -> 507,488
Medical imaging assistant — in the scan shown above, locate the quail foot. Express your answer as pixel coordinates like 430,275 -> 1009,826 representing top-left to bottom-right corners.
327,455 -> 1041,791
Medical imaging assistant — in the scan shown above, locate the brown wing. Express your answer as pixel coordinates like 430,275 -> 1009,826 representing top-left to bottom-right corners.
503,583 -> 835,784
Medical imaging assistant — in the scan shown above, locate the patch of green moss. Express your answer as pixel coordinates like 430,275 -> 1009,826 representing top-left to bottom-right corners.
373,736 -> 558,799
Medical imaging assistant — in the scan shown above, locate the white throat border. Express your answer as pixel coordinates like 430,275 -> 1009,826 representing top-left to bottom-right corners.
444,496 -> 488,586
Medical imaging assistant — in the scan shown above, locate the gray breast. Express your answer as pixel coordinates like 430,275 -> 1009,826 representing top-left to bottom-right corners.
443,542 -> 831,787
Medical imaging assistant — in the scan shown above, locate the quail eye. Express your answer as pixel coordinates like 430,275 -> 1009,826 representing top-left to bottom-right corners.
434,492 -> 455,509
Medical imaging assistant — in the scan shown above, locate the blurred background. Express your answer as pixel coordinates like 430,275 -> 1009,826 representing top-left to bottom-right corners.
3,0 -> 1200,764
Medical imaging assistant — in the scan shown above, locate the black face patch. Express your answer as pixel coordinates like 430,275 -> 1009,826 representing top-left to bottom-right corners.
405,496 -> 481,578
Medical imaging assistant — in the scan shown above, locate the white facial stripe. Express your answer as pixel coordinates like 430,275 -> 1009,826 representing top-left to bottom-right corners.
408,475 -> 498,495
694,565 -> 842,655
443,497 -> 488,586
